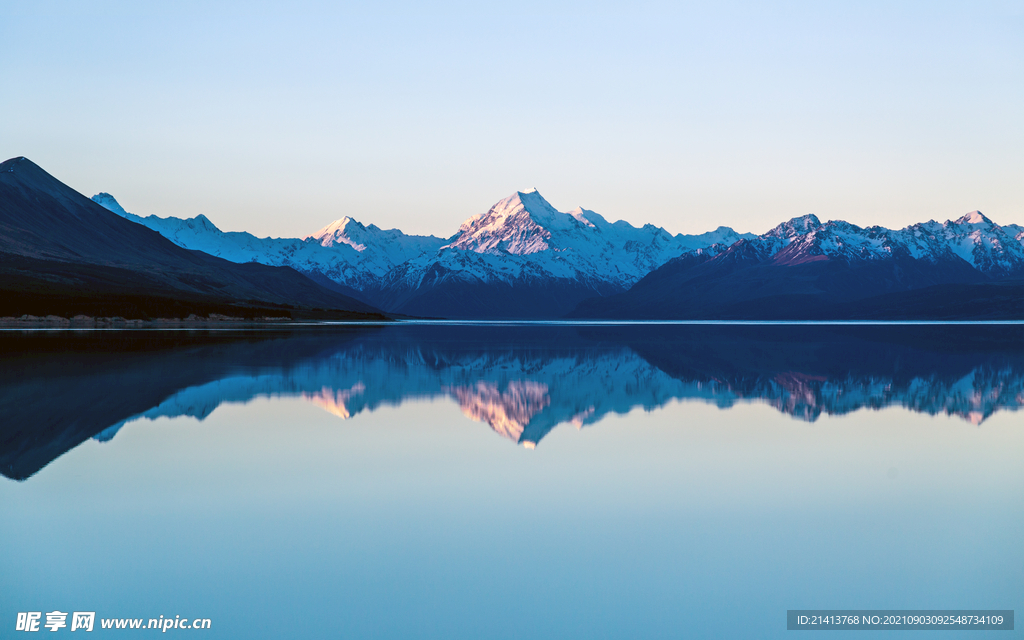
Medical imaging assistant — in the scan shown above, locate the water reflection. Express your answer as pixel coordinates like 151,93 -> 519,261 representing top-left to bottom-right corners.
1,324 -> 1021,480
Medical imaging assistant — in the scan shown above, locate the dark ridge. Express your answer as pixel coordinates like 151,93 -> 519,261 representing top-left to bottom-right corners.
568,246 -> 1017,320
0,156 -> 387,319
364,266 -> 624,319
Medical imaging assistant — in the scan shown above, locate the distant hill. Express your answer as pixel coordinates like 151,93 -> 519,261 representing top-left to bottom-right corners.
0,157 -> 387,320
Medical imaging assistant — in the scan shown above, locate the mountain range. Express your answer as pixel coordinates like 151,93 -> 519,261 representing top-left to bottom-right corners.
93,181 -> 1023,320
571,211 -> 1024,319
0,157 -> 384,320
2,156 -> 1021,320
93,187 -> 754,317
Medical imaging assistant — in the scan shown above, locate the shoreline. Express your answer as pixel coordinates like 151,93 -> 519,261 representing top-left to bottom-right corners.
0,314 -> 299,328
2,315 -> 1022,329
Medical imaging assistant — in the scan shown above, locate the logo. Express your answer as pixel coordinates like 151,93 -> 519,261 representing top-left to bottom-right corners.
16,611 -> 95,632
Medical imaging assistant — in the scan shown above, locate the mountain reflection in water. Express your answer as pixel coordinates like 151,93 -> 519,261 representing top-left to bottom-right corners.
1,323 -> 1021,480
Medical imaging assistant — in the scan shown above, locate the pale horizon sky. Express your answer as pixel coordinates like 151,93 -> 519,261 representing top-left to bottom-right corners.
2,1 -> 1022,238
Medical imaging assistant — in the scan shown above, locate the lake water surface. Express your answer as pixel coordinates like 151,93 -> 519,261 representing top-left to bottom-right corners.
2,323 -> 1022,638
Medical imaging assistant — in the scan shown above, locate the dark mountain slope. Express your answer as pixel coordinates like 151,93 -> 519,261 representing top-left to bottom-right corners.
0,157 -> 385,318
364,263 -> 623,319
569,236 -> 1003,320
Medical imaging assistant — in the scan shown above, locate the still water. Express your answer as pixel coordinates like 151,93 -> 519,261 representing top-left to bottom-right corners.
2,324 -> 1022,638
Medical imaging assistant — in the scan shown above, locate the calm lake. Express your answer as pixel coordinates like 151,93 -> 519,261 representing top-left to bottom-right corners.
2,323 -> 1022,638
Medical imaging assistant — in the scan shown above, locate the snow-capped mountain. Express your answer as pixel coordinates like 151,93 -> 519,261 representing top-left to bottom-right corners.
898,212 -> 1024,275
0,159 -> 377,318
366,189 -> 754,317
422,189 -> 749,287
92,189 -> 753,317
730,210 -> 1024,273
91,193 -> 446,293
572,210 -> 1024,319
93,189 -> 1021,319
307,216 -> 446,265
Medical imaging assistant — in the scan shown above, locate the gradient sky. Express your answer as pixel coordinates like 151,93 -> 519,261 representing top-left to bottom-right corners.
2,1 -> 1021,238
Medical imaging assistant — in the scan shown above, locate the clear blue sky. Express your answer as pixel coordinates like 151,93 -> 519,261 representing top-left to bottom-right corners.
2,1 -> 1021,237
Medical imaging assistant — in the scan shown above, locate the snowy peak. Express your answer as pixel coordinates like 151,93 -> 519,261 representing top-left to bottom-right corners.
92,192 -> 129,217
492,189 -> 562,226
766,214 -> 822,239
309,216 -> 371,251
446,190 -> 695,260
705,208 -> 1024,275
306,215 -> 445,266
679,225 -> 756,249
447,190 -> 567,255
395,190 -> 762,300
892,211 -> 1024,274
188,214 -> 220,233
955,211 -> 992,226
568,206 -> 606,229
92,193 -> 221,233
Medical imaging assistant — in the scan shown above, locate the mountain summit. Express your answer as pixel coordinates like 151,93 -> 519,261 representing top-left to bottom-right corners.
310,216 -> 369,250
446,190 -> 564,255
956,211 -> 992,225
307,216 -> 445,266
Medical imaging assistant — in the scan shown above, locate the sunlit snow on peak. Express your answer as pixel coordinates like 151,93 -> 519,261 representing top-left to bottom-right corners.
956,211 -> 991,225
311,216 -> 369,251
